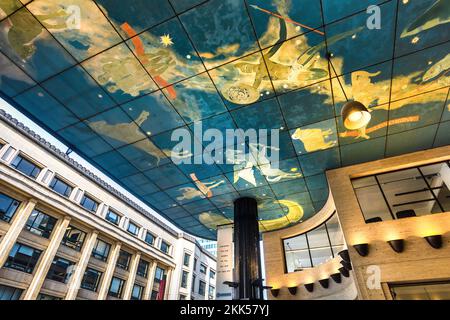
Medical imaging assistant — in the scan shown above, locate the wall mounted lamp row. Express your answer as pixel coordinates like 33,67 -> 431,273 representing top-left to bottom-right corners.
271,271 -> 349,297
271,250 -> 352,297
352,235 -> 443,256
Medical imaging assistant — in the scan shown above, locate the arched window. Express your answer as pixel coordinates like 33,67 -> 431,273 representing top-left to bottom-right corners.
283,213 -> 345,273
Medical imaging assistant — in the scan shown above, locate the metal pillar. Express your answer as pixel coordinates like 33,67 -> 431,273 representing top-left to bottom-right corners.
233,197 -> 262,300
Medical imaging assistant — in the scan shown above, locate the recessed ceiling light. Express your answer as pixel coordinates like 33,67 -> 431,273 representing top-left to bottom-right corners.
98,94 -> 103,98
411,36 -> 420,44
186,54 -> 191,59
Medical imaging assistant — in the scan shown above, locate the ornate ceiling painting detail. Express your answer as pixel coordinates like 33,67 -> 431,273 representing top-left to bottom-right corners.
0,0 -> 448,239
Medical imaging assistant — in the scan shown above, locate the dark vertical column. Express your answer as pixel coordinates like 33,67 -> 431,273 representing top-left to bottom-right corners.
234,197 -> 261,300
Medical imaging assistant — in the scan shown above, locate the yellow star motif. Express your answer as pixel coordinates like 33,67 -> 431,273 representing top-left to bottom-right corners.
160,34 -> 174,47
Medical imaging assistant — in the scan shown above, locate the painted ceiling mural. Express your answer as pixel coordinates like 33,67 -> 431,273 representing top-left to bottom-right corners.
0,0 -> 449,239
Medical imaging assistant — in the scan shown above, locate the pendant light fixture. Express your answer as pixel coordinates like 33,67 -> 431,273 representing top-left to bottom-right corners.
326,53 -> 371,130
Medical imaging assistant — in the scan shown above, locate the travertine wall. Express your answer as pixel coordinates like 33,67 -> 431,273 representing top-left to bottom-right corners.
326,145 -> 450,300
262,193 -> 357,300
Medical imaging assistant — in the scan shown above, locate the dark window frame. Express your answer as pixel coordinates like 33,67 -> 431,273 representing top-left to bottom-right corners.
80,194 -> 99,213
116,250 -> 132,270
0,284 -> 23,300
183,252 -> 190,267
144,231 -> 155,245
80,268 -> 102,292
181,270 -> 189,288
282,211 -> 343,273
131,283 -> 144,300
199,263 -> 207,274
108,277 -> 125,298
91,239 -> 111,262
0,192 -> 21,223
4,242 -> 42,274
105,209 -> 121,225
198,280 -> 206,296
49,176 -> 73,198
24,209 -> 58,239
10,153 -> 42,179
61,225 -> 87,251
352,161 -> 450,223
160,240 -> 170,254
46,256 -> 75,283
127,221 -> 140,236
137,259 -> 149,278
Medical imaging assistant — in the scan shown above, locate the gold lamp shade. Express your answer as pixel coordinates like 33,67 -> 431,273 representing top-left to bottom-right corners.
341,101 -> 371,130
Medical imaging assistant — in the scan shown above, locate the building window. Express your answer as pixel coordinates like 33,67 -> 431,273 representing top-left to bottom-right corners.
105,209 -> 121,225
81,268 -> 102,292
80,194 -> 98,213
199,263 -> 207,274
92,239 -> 111,261
131,284 -> 144,300
210,270 -> 215,280
127,221 -> 140,236
108,277 -> 125,298
116,250 -> 131,270
49,176 -> 73,198
181,270 -> 189,288
0,284 -> 23,300
160,240 -> 170,254
283,213 -> 345,273
37,293 -> 61,300
389,281 -> 450,300
46,256 -> 75,283
144,232 -> 155,245
5,243 -> 42,274
10,154 -> 41,179
183,253 -> 190,267
352,161 -> 450,222
193,257 -> 197,271
179,294 -> 187,300
24,209 -> 57,239
61,226 -> 86,251
137,259 -> 149,278
208,286 -> 215,300
191,275 -> 196,293
198,281 -> 206,296
0,192 -> 21,223
151,267 -> 167,300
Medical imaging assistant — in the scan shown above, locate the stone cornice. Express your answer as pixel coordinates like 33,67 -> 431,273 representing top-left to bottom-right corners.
0,109 -> 183,238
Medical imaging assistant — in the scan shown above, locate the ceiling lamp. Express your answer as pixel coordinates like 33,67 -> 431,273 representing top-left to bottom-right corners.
319,278 -> 329,289
424,235 -> 442,249
338,249 -> 350,262
341,101 -> 371,130
353,243 -> 369,257
304,283 -> 314,293
340,260 -> 353,271
288,286 -> 298,295
339,267 -> 350,278
326,52 -> 371,130
270,288 -> 280,298
330,273 -> 342,284
388,239 -> 404,253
